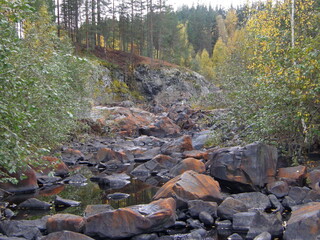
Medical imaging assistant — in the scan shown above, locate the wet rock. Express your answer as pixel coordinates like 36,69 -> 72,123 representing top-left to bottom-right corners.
187,200 -> 218,218
217,197 -> 248,220
284,202 -> 320,240
95,147 -> 127,163
41,231 -> 95,240
0,167 -> 38,194
161,135 -> 193,156
288,186 -> 310,205
107,192 -> 130,200
199,211 -> 214,226
139,116 -> 181,138
46,214 -> 85,233
169,158 -> 205,177
63,174 -> 87,185
54,195 -> 80,208
232,212 -> 257,232
227,233 -> 244,240
277,165 -> 307,186
18,198 -> 51,210
0,216 -> 48,240
61,148 -> 84,165
308,169 -> 320,190
37,175 -> 62,186
40,156 -> 69,177
153,171 -> 222,207
84,204 -> 114,217
253,232 -> 272,240
91,172 -> 130,189
266,181 -> 289,198
209,143 -> 278,191
246,211 -> 283,239
231,192 -> 271,211
84,198 -> 176,239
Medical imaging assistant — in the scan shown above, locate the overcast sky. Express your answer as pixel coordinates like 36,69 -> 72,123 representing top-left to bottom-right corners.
169,0 -> 253,10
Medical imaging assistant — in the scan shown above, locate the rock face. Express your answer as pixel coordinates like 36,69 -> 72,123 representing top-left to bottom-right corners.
284,202 -> 320,240
84,198 -> 176,239
153,170 -> 222,205
209,142 -> 278,191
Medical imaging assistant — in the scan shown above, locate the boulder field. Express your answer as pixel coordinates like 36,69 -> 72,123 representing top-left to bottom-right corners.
0,102 -> 320,240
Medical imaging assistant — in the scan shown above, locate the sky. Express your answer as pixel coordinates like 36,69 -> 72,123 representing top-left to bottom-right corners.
169,0 -> 253,10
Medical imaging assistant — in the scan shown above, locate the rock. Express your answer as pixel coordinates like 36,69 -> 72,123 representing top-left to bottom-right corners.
231,192 -> 271,211
46,214 -> 85,233
134,147 -> 161,162
131,233 -> 159,240
153,171 -> 222,207
186,219 -> 203,229
303,190 -> 320,203
232,212 -> 257,232
268,194 -> 284,213
39,156 -> 69,177
227,233 -> 244,240
37,175 -> 62,186
161,135 -> 193,156
266,181 -> 289,198
84,204 -> 114,218
0,167 -> 38,194
63,174 -> 87,185
187,200 -> 218,218
61,148 -> 84,165
246,211 -> 283,239
284,202 -> 320,240
277,165 -> 307,186
192,130 -> 212,150
209,143 -> 278,191
199,211 -> 214,226
0,216 -> 48,240
0,236 -> 26,240
139,116 -> 181,138
133,136 -> 166,148
18,198 -> 51,210
4,208 -> 15,219
288,186 -> 310,205
308,169 -> 320,190
173,221 -> 187,228
217,197 -> 248,220
95,147 -> 127,163
107,192 -> 130,200
91,172 -> 130,189
282,196 -> 297,209
183,150 -> 209,160
41,231 -> 95,240
253,232 -> 272,240
169,158 -> 205,177
54,195 -> 80,208
84,198 -> 176,239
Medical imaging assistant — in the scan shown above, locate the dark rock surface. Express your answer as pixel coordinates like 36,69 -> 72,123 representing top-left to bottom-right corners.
41,231 -> 95,240
217,197 -> 248,220
18,198 -> 51,210
46,214 -> 85,233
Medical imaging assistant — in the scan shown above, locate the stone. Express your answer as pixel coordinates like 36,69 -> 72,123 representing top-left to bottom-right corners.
84,204 -> 114,218
39,156 -> 69,177
266,181 -> 289,198
227,233 -> 244,240
192,130 -> 212,150
131,233 -> 159,240
61,148 -> 84,165
84,198 -> 176,239
161,135 -> 193,156
134,147 -> 161,162
90,172 -> 130,189
169,158 -> 205,177
277,165 -> 307,186
153,171 -> 222,207
183,150 -> 209,160
133,136 -> 166,148
187,200 -> 218,218
63,174 -> 87,185
308,169 -> 320,190
209,143 -> 278,191
268,194 -> 284,213
282,196 -> 297,209
95,148 -> 127,163
54,195 -> 80,208
231,192 -> 271,211
0,236 -> 26,240
303,190 -> 320,203
284,202 -> 320,240
41,231 -> 94,240
186,219 -> 203,229
46,214 -> 85,233
288,186 -> 310,205
217,197 -> 248,220
18,198 -> 51,210
139,116 -> 181,138
253,232 -> 272,240
232,212 -> 257,232
199,211 -> 214,226
107,192 -> 130,200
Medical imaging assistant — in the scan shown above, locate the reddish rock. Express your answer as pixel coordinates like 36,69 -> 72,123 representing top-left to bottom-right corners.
38,156 -> 69,177
95,148 -> 127,163
284,202 -> 320,240
169,158 -> 205,176
41,231 -> 95,240
183,150 -> 209,160
84,198 -> 176,239
153,170 -> 222,204
139,116 -> 181,137
161,135 -> 193,155
278,165 -> 307,186
46,214 -> 85,233
0,167 -> 38,193
307,169 -> 320,190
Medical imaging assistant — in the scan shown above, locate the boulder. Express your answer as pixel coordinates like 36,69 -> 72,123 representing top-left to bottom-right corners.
95,148 -> 127,163
227,233 -> 244,240
253,232 -> 272,240
39,156 -> 69,177
134,147 -> 161,162
161,135 -> 193,156
199,211 -> 214,226
209,143 -> 278,191
233,212 -> 257,232
217,197 -> 248,220
18,198 -> 51,210
153,171 -> 222,207
266,181 -> 289,198
54,196 -> 80,208
183,150 -> 209,160
192,130 -> 212,150
139,116 -> 181,138
284,202 -> 320,240
187,200 -> 218,218
268,194 -> 284,213
84,198 -> 176,239
90,172 -> 130,189
288,186 -> 310,205
308,169 -> 320,190
303,190 -> 320,204
277,165 -> 307,186
231,192 -> 271,211
169,158 -> 205,177
84,204 -> 114,218
46,214 -> 85,233
41,231 -> 95,240
61,148 -> 84,165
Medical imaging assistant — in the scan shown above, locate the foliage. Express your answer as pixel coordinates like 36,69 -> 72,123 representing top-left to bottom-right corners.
0,1 -> 98,182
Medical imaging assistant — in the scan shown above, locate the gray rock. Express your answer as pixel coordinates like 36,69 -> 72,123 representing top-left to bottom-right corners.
233,212 -> 257,232
303,190 -> 320,204
18,198 -> 51,210
227,233 -> 244,240
186,219 -> 203,229
288,186 -> 310,204
266,181 -> 289,198
41,231 -> 95,240
253,232 -> 272,240
282,196 -> 297,209
268,194 -> 284,213
231,192 -> 271,211
192,130 -> 212,150
187,200 -> 218,218
131,233 -> 159,240
217,197 -> 248,220
199,211 -> 214,226
54,195 -> 80,208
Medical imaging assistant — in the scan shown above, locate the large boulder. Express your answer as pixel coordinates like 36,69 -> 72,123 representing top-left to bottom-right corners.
169,158 -> 205,177
153,170 -> 222,206
231,192 -> 271,211
46,214 -> 85,233
209,142 -> 278,191
284,202 -> 320,240
84,198 -> 176,239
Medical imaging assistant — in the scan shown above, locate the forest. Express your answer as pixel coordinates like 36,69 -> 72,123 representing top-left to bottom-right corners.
0,0 -> 319,181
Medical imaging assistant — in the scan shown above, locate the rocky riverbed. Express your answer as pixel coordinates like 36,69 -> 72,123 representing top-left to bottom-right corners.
0,101 -> 320,240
